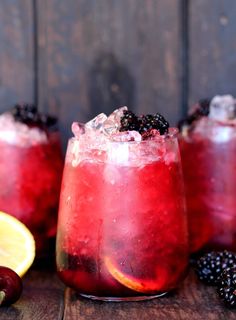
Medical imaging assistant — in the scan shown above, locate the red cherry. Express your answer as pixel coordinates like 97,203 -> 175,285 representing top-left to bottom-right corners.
0,266 -> 23,306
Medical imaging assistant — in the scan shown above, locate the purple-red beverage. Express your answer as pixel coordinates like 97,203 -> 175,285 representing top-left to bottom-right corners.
179,95 -> 236,252
0,104 -> 64,257
56,108 -> 189,301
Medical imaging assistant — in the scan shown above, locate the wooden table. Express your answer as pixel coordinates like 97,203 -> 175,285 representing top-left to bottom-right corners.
1,265 -> 236,320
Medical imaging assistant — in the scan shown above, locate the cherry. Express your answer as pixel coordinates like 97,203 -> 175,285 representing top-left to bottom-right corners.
0,266 -> 23,306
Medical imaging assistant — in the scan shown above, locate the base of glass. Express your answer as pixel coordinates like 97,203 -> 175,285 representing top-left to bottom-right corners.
80,292 -> 167,302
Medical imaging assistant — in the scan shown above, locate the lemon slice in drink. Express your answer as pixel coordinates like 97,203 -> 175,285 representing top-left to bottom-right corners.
0,211 -> 35,277
105,256 -> 165,294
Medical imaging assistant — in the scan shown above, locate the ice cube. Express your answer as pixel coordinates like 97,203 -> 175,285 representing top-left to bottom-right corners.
209,95 -> 236,121
111,130 -> 142,142
85,113 -> 107,132
0,112 -> 47,146
107,142 -> 130,164
103,106 -> 128,135
211,126 -> 233,143
71,122 -> 85,138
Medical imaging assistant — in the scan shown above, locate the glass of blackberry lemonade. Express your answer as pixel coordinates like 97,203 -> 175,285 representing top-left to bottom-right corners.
56,107 -> 189,301
179,95 -> 236,253
0,104 -> 64,257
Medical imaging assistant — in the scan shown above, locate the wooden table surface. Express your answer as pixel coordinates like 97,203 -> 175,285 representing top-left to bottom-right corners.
1,264 -> 236,320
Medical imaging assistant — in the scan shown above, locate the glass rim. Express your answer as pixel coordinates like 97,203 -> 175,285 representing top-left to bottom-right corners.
68,127 -> 179,145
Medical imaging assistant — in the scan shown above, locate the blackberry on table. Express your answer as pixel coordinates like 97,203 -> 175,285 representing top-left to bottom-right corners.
218,267 -> 236,308
195,251 -> 236,285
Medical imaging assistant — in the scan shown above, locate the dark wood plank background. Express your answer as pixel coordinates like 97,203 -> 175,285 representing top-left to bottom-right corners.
189,0 -> 236,106
0,0 -> 236,148
0,0 -> 34,112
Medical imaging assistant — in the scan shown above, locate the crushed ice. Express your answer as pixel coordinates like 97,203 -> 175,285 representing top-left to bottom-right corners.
72,107 -> 132,141
70,107 -> 174,166
0,112 -> 47,146
111,130 -> 142,142
71,122 -> 85,138
209,95 -> 236,121
85,113 -> 107,132
103,106 -> 127,135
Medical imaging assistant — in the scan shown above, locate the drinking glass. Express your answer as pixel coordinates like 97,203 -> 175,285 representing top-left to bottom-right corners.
0,109 -> 64,257
179,117 -> 236,252
56,127 -> 189,301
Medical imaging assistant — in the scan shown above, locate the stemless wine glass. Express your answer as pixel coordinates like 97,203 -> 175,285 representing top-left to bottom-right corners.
56,113 -> 189,301
179,95 -> 236,253
0,104 -> 64,258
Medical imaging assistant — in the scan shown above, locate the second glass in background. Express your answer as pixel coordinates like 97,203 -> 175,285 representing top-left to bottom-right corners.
0,104 -> 64,258
179,95 -> 236,253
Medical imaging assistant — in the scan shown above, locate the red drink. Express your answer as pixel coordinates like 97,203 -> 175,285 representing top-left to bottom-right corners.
0,105 -> 64,257
179,96 -> 236,252
56,108 -> 188,301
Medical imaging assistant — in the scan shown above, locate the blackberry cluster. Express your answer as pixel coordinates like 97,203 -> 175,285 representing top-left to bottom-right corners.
119,110 -> 140,132
119,110 -> 169,136
195,251 -> 236,308
138,114 -> 169,135
195,251 -> 236,285
178,98 -> 211,130
218,268 -> 236,307
11,103 -> 57,130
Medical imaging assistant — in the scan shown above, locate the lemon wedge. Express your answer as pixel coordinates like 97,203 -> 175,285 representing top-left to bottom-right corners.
104,256 -> 164,294
0,211 -> 35,277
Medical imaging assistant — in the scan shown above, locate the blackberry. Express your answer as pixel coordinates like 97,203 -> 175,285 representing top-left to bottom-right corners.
218,267 -> 236,308
11,103 -> 57,130
139,113 -> 169,135
152,113 -> 169,134
195,251 -> 236,285
178,98 -> 211,130
12,103 -> 39,124
119,110 -> 169,136
197,98 -> 211,116
119,110 -> 139,132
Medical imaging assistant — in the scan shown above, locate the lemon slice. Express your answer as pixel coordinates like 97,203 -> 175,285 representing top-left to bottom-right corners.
0,211 -> 35,277
105,256 -> 166,294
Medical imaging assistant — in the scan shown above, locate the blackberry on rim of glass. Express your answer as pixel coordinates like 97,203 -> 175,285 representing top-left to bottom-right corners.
11,103 -> 58,131
119,109 -> 169,136
178,98 -> 211,130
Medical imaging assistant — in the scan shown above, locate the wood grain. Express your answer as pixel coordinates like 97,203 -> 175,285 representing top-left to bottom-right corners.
36,0 -> 183,148
0,268 -> 64,320
63,271 -> 236,320
0,0 -> 34,112
189,0 -> 236,106
1,268 -> 236,320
